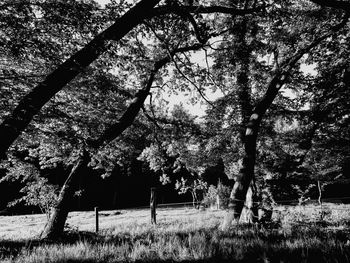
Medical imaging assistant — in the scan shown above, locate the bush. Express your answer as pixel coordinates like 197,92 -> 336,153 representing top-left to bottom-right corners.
9,177 -> 59,220
202,183 -> 231,209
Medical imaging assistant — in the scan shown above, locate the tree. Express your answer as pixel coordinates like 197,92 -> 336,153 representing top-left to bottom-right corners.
168,0 -> 350,225
175,177 -> 207,208
9,178 -> 59,221
225,15 -> 349,225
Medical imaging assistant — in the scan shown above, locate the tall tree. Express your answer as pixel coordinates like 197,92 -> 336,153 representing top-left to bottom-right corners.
224,9 -> 349,225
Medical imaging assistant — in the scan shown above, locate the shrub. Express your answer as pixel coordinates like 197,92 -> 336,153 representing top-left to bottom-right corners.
202,183 -> 231,209
9,177 -> 59,220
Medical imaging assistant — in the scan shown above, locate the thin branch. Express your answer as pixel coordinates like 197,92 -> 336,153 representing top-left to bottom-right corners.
309,0 -> 350,12
141,105 -> 163,130
173,53 -> 216,108
149,4 -> 265,17
0,74 -> 46,80
169,3 -> 208,44
145,22 -> 215,107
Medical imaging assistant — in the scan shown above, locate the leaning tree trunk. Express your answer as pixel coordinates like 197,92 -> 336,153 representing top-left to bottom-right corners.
41,149 -> 90,239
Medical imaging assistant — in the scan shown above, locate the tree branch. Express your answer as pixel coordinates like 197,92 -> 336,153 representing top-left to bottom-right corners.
251,14 -> 349,133
309,0 -> 350,12
88,43 -> 204,147
281,14 -> 350,73
150,4 -> 265,17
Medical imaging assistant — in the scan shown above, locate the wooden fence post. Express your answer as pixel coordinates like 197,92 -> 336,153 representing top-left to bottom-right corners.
150,187 -> 157,224
95,206 -> 99,233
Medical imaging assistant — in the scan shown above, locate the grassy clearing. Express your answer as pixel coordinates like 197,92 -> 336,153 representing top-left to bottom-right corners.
1,204 -> 350,262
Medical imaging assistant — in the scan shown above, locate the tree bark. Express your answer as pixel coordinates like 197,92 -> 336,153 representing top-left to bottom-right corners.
0,0 -> 161,160
41,149 -> 90,239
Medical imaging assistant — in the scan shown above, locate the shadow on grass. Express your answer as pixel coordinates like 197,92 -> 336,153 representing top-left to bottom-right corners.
1,223 -> 350,263
0,231 -> 101,258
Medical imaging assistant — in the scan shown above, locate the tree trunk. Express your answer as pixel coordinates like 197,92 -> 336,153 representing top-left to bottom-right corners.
216,194 -> 221,210
41,149 -> 90,239
191,191 -> 197,208
0,0 -> 161,160
230,14 -> 258,223
229,125 -> 258,219
241,181 -> 259,224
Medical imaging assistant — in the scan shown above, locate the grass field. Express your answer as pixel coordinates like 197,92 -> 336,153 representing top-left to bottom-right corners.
0,203 -> 350,262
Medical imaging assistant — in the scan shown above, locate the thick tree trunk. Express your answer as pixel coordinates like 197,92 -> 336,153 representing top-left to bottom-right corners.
0,0 -> 160,160
241,181 -> 259,224
41,149 -> 90,239
229,122 -> 258,220
233,16 -> 258,223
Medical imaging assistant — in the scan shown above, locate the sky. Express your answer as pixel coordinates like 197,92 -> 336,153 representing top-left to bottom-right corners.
96,0 -> 111,6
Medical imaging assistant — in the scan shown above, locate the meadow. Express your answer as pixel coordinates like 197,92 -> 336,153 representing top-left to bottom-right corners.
0,203 -> 350,262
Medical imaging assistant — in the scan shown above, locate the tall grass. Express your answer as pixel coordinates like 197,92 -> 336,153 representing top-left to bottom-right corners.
1,204 -> 350,262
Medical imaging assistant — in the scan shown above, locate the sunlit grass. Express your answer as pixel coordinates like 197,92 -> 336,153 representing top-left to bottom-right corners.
1,204 -> 350,262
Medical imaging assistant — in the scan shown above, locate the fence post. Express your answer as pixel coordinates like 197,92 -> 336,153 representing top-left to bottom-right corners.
150,187 -> 157,224
95,206 -> 99,233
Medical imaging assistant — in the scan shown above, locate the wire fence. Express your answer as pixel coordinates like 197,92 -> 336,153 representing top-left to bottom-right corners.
121,197 -> 350,211
88,198 -> 350,233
